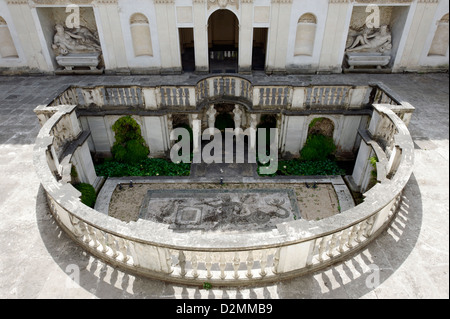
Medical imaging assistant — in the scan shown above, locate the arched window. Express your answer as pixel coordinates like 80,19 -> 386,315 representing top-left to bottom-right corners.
428,13 -> 449,56
294,13 -> 317,57
0,16 -> 18,58
130,13 -> 153,57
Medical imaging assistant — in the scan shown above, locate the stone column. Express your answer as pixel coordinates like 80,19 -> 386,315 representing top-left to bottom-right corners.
266,0 -> 293,73
396,0 -> 440,71
6,1 -> 49,71
154,0 -> 182,74
318,0 -> 352,73
193,0 -> 209,73
239,0 -> 254,73
95,0 -> 128,73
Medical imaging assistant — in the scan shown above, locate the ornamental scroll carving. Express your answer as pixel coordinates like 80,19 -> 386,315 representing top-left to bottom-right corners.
207,0 -> 239,10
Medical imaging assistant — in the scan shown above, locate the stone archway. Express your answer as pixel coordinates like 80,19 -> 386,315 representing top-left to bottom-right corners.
208,9 -> 239,73
308,117 -> 335,138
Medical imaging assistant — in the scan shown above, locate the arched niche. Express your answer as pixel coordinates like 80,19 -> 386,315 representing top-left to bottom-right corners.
130,13 -> 153,57
308,117 -> 335,139
294,13 -> 317,57
428,13 -> 449,57
0,16 -> 18,59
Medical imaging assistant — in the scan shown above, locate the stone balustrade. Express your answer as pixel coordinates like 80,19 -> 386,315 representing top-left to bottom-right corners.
34,92 -> 414,286
48,76 -> 412,114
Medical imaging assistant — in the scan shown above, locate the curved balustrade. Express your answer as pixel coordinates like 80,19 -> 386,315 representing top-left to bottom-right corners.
35,92 -> 414,286
195,75 -> 253,109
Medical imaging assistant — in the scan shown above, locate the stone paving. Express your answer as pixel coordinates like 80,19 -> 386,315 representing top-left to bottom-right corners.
0,73 -> 448,299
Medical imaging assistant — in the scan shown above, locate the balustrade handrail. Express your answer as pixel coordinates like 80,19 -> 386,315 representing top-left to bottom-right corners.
34,100 -> 413,284
35,105 -> 413,249
48,78 -> 406,112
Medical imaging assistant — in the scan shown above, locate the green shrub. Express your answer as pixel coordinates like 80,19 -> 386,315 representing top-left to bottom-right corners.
257,158 -> 345,177
74,183 -> 97,208
300,134 -> 336,161
112,116 -> 144,144
111,116 -> 149,164
95,158 -> 191,177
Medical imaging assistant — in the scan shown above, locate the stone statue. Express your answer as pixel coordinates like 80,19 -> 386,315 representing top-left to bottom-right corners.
249,114 -> 257,150
206,105 -> 217,130
250,114 -> 257,130
52,24 -> 101,56
346,25 -> 392,53
233,105 -> 243,130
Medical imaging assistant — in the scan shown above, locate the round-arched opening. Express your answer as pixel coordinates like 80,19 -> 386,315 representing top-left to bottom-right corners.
208,9 -> 239,73
213,103 -> 235,131
308,117 -> 335,138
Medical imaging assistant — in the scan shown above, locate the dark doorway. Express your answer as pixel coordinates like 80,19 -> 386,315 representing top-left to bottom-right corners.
252,28 -> 268,71
208,10 -> 239,73
179,28 -> 195,72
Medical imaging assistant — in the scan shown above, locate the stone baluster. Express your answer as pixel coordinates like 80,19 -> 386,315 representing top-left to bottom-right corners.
339,228 -> 350,253
356,220 -> 368,243
246,251 -> 254,279
232,252 -> 240,279
78,221 -> 91,245
70,216 -> 84,240
178,251 -> 187,278
117,238 -> 129,263
259,250 -> 268,278
346,225 -> 359,249
327,233 -> 339,258
205,253 -> 213,280
106,234 -> 119,258
96,230 -> 108,253
191,254 -> 199,279
87,225 -> 100,248
219,254 -> 226,280
317,237 -> 327,262
272,248 -> 280,274
165,249 -> 174,274
364,215 -> 376,238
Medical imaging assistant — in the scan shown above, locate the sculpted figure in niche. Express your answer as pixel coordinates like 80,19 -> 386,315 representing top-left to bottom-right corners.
52,24 -> 101,56
233,105 -> 243,130
346,25 -> 392,53
206,105 -> 217,130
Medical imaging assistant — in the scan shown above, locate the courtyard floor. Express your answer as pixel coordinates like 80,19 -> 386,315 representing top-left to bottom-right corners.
0,72 -> 448,299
